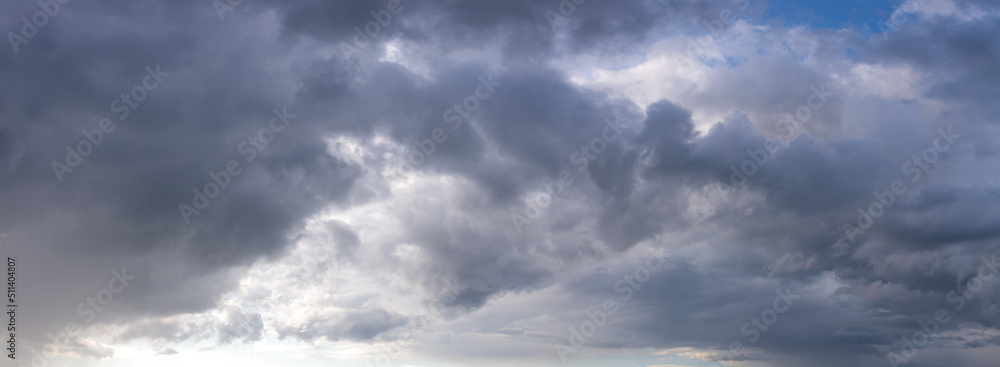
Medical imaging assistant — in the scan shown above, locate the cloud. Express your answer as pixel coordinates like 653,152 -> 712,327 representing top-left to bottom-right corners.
156,348 -> 179,355
1,0 -> 999,366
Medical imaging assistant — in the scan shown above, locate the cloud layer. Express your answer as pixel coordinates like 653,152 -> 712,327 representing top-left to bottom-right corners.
1,0 -> 999,366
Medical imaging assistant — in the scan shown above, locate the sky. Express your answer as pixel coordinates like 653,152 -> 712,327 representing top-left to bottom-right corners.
1,0 -> 999,366
764,0 -> 897,28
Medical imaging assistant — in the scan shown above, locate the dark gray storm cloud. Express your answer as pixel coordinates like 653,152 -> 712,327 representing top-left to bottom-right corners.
0,1 -> 998,366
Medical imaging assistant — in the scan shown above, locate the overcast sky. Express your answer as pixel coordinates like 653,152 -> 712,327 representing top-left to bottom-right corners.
1,0 -> 1000,366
